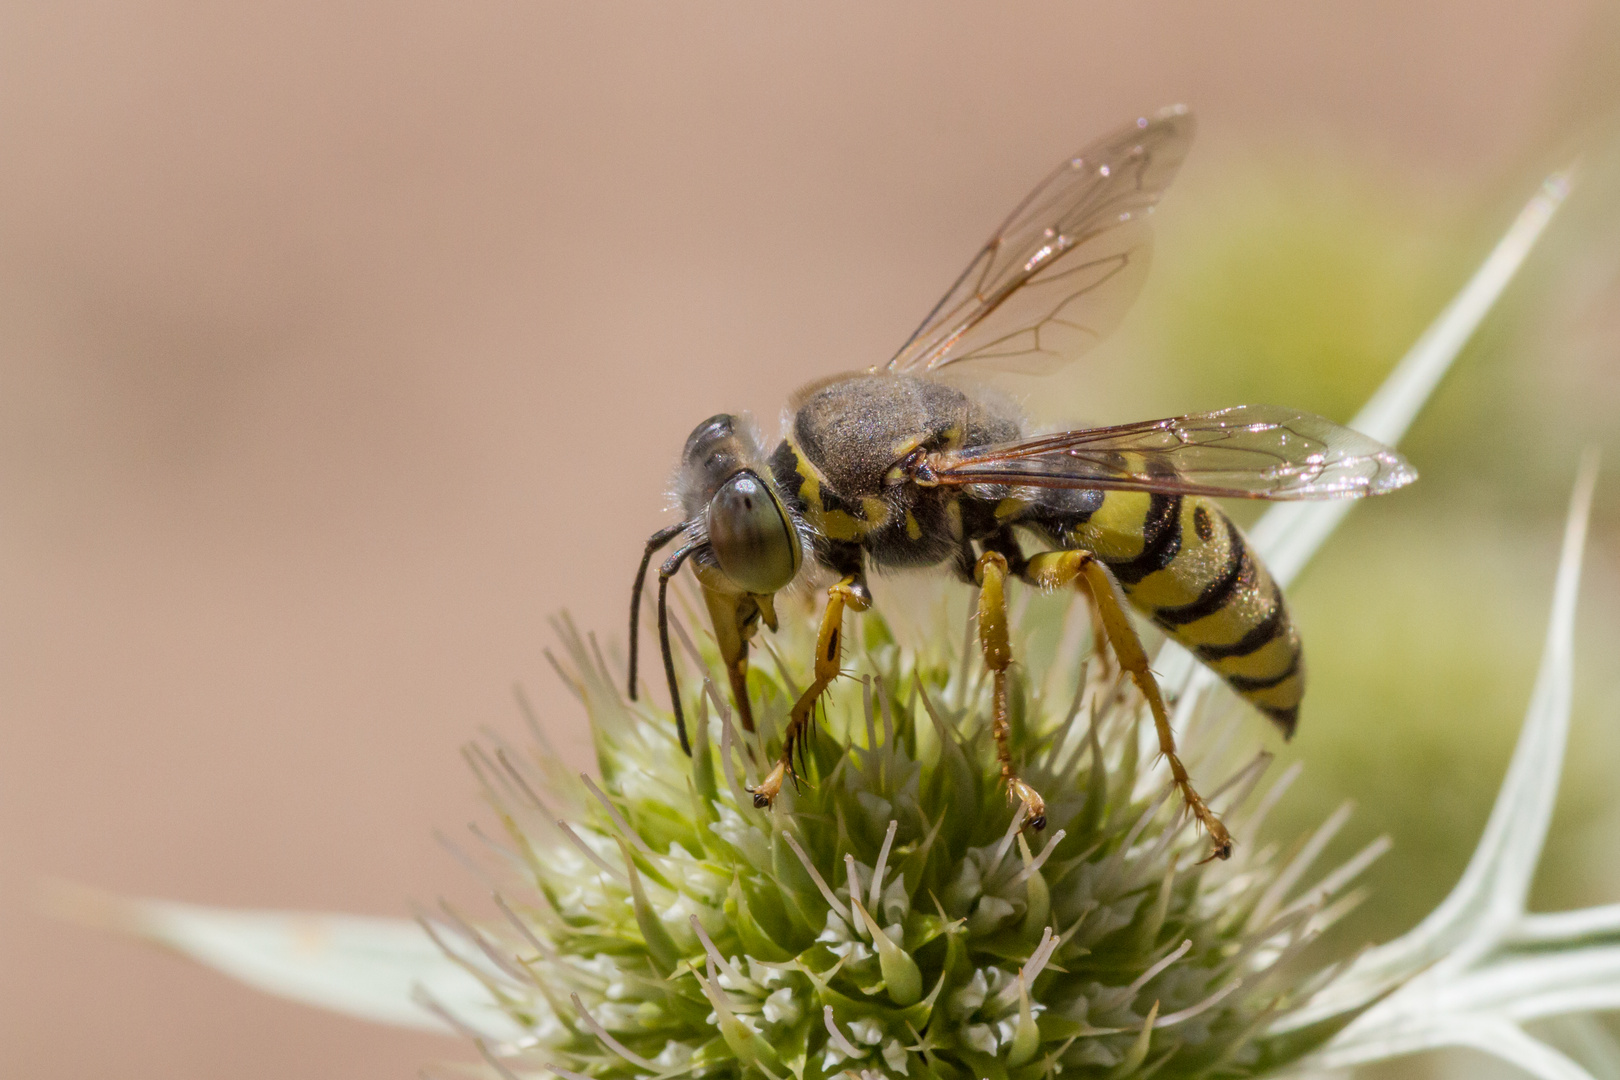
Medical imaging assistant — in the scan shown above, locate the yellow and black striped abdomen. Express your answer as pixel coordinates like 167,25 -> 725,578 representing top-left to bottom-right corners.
1052,490 -> 1304,736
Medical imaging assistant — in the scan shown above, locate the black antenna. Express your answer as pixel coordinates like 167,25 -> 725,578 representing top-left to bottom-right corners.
627,521 -> 689,700
656,541 -> 701,755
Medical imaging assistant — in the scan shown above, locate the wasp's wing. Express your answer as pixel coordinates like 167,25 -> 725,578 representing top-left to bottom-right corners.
929,405 -> 1417,500
885,107 -> 1195,376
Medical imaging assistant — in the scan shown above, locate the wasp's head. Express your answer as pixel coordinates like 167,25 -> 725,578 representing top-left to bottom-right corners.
677,414 -> 802,595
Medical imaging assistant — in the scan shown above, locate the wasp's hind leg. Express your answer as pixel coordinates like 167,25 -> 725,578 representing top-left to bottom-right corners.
1072,573 -> 1117,685
975,551 -> 1048,830
1024,549 -> 1233,860
748,572 -> 869,809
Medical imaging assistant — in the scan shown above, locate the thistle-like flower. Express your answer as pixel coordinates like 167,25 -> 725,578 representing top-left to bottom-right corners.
429,590 -> 1385,1080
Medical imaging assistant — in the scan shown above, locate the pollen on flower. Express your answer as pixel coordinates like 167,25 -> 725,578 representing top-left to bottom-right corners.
433,596 -> 1387,1079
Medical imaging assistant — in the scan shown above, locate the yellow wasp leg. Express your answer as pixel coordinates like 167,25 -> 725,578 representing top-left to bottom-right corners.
1073,572 -> 1116,684
975,551 -> 1047,830
748,575 -> 869,808
700,583 -> 760,734
1025,550 -> 1234,860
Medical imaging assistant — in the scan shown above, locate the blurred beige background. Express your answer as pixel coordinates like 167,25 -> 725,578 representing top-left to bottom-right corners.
2,3 -> 1617,1078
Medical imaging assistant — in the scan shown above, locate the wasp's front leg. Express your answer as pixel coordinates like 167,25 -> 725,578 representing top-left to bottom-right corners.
694,571 -> 776,734
748,570 -> 869,808
1024,549 -> 1233,860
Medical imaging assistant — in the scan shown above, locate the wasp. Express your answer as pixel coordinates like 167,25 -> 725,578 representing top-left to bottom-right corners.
627,107 -> 1414,859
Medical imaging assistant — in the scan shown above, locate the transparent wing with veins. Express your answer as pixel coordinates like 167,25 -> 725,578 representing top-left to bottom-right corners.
885,106 -> 1195,375
925,405 -> 1418,500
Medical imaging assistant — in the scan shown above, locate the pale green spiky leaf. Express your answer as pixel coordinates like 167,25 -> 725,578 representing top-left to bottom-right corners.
43,881 -> 517,1038
1278,454 -> 1597,1038
1159,167 -> 1573,700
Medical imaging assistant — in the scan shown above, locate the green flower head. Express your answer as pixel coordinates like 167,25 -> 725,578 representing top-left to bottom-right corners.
448,591 -> 1373,1080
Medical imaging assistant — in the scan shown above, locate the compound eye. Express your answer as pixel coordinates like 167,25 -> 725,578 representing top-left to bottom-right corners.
683,414 -> 736,467
707,472 -> 801,594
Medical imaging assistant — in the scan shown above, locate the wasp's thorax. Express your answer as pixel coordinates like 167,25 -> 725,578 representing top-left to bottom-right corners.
678,414 -> 802,596
768,374 -> 1024,571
